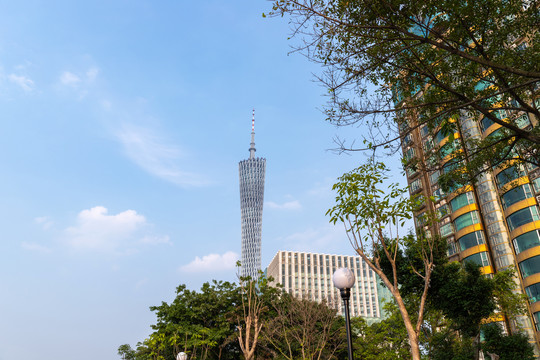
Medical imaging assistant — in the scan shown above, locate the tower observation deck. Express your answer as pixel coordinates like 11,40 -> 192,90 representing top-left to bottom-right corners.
238,110 -> 266,279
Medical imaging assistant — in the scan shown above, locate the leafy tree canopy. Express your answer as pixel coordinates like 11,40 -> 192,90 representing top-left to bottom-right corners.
270,0 -> 540,189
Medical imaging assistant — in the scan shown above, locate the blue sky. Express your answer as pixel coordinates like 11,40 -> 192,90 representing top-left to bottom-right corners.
0,1 -> 405,359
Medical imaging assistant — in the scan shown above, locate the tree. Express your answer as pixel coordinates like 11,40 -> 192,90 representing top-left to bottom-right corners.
118,344 -> 137,360
327,160 -> 435,360
235,271 -> 280,360
482,323 -> 535,360
136,280 -> 242,360
269,0 -> 539,188
262,293 -> 345,360
351,307 -> 411,360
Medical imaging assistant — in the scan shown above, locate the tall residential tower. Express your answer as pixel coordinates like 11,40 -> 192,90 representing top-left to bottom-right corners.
239,110 -> 266,278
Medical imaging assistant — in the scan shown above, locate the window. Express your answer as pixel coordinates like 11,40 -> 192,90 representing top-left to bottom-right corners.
496,166 -> 525,188
404,147 -> 415,162
501,184 -> 533,209
420,125 -> 429,137
440,223 -> 455,237
454,211 -> 480,231
439,140 -> 458,157
403,133 -> 413,145
410,178 -> 422,193
513,230 -> 540,254
531,177 -> 540,193
463,251 -> 489,267
447,241 -> 458,256
435,128 -> 451,144
526,283 -> 540,304
458,231 -> 485,251
430,171 -> 440,185
516,114 -> 531,129
534,312 -> 540,331
519,255 -> 540,278
506,206 -> 540,231
423,138 -> 434,151
450,192 -> 475,212
437,204 -> 449,218
480,116 -> 495,133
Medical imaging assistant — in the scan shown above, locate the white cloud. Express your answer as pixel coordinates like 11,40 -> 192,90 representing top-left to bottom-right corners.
60,71 -> 81,86
34,216 -> 53,230
21,241 -> 52,253
116,124 -> 210,187
266,200 -> 302,210
86,67 -> 99,82
139,235 -> 172,245
63,206 -> 170,253
8,74 -> 34,92
180,251 -> 239,273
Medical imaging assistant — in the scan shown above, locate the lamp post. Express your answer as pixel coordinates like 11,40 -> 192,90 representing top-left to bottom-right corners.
176,352 -> 188,360
333,267 -> 355,360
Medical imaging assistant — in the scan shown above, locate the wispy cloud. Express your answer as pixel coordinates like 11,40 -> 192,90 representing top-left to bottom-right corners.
34,216 -> 53,230
266,200 -> 302,210
180,251 -> 239,273
64,206 -> 168,253
139,235 -> 172,245
116,124 -> 210,187
21,241 -> 52,253
8,74 -> 34,92
60,71 -> 81,86
86,67 -> 99,82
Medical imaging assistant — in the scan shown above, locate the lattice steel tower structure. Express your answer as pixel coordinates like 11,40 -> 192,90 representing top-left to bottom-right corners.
239,110 -> 266,279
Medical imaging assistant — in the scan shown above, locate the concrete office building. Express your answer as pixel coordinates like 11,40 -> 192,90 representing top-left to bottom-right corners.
267,250 -> 391,320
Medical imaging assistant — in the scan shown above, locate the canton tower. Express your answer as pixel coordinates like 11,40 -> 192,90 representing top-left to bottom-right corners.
238,110 -> 266,279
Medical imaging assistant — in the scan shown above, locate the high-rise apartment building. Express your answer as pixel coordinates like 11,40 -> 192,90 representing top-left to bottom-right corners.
400,91 -> 540,344
267,250 -> 391,320
239,111 -> 266,279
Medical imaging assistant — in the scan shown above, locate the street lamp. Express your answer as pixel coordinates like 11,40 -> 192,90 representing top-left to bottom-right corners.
176,352 -> 187,360
333,267 -> 356,360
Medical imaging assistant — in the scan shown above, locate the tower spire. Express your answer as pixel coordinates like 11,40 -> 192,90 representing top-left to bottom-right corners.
249,108 -> 256,159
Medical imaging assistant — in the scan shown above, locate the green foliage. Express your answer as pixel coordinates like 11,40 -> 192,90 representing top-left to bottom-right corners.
118,344 -> 137,360
327,161 -> 422,244
376,234 -> 448,299
429,261 -> 496,337
482,323 -> 535,360
133,280 -> 242,360
352,307 -> 411,360
428,329 -> 475,360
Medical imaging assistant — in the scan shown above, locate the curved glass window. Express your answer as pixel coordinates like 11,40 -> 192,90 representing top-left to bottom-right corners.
534,312 -> 540,331
506,206 -> 540,232
458,231 -> 485,251
450,192 -> 475,212
496,166 -> 525,188
454,211 -> 480,231
480,116 -> 495,133
501,184 -> 533,209
463,251 -> 489,267
525,283 -> 540,304
519,255 -> 540,278
513,230 -> 540,254
439,140 -> 458,157
435,129 -> 451,144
